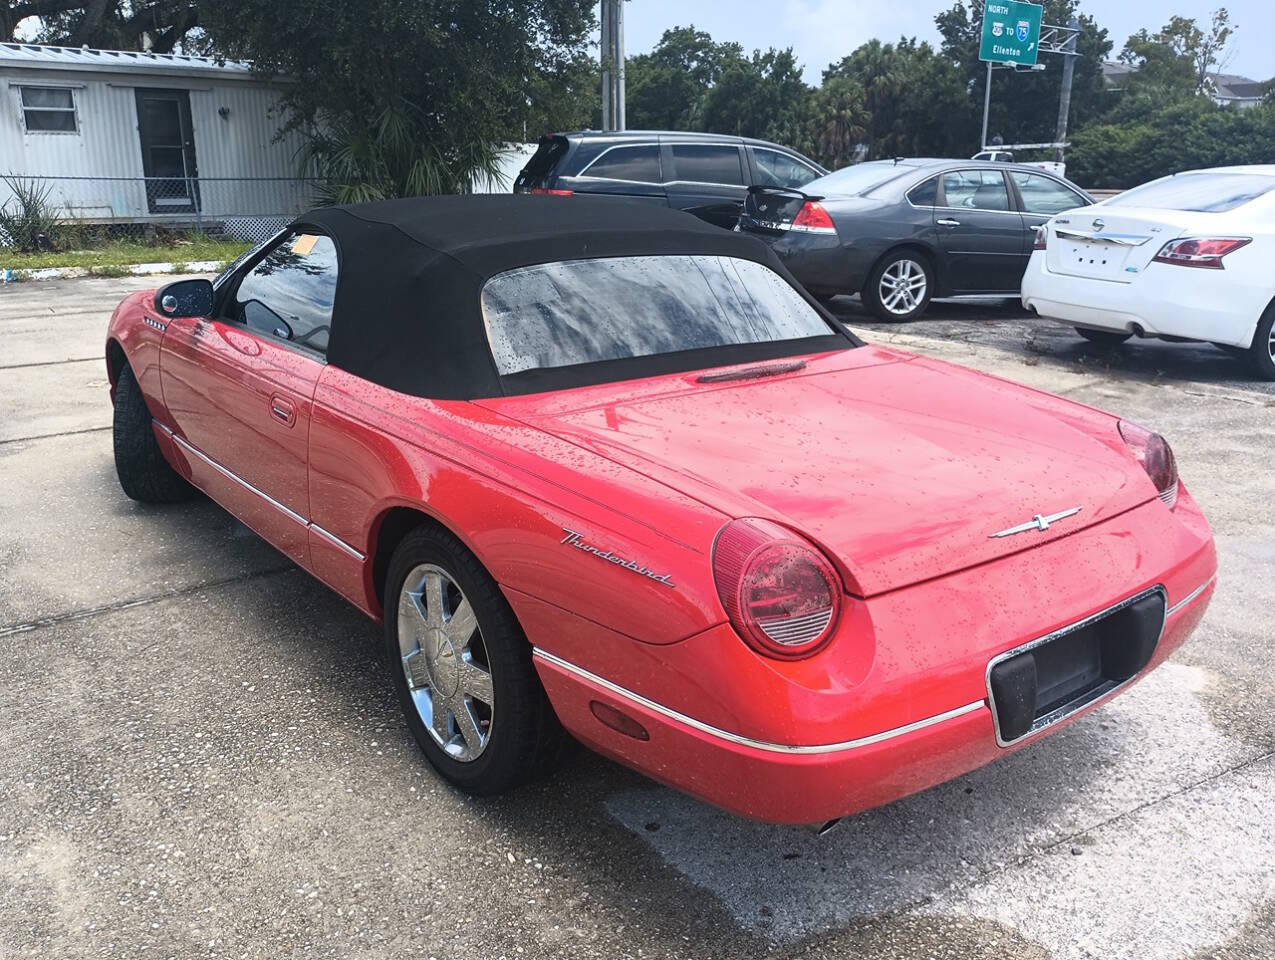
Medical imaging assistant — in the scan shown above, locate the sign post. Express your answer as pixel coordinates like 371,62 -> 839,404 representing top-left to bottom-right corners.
978,1 -> 1044,150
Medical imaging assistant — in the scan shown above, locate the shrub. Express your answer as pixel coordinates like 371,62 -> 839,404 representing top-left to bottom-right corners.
1069,102 -> 1275,189
0,176 -> 62,251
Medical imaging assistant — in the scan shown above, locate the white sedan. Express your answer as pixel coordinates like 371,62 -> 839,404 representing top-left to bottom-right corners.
1021,165 -> 1275,379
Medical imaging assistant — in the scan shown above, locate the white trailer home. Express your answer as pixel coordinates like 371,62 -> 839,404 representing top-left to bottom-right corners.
0,42 -> 315,237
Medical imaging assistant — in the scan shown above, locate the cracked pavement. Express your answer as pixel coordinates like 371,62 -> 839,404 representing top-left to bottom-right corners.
0,277 -> 1271,958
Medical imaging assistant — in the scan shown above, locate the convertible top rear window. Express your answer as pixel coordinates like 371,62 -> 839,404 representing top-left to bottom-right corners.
480,255 -> 834,376
1107,172 -> 1275,213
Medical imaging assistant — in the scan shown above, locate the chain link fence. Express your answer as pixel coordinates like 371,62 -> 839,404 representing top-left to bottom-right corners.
0,175 -> 324,246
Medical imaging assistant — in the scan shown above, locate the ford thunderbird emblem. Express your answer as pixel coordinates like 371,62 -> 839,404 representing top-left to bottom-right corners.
560,528 -> 676,588
989,507 -> 1082,539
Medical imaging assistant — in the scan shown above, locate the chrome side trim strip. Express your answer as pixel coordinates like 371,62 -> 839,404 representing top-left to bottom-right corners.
310,523 -> 365,561
167,429 -> 309,527
155,420 -> 365,561
1168,575 -> 1216,617
532,647 -> 986,755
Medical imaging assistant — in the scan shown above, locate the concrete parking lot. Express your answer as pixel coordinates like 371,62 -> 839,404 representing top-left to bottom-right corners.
2,276 -> 1272,959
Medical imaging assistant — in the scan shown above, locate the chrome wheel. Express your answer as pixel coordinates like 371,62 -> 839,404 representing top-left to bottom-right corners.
1268,324 -> 1275,363
397,563 -> 494,762
878,258 -> 927,316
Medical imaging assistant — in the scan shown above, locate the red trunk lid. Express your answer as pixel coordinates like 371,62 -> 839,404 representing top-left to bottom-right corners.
481,349 -> 1154,596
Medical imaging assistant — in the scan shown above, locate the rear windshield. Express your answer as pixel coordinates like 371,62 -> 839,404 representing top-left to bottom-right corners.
803,162 -> 912,196
1107,172 -> 1275,213
481,255 -> 833,375
514,136 -> 568,190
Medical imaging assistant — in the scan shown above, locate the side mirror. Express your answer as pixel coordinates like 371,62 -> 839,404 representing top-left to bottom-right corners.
154,278 -> 214,318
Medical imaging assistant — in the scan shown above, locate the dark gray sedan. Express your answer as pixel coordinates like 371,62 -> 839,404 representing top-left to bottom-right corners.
738,158 -> 1093,321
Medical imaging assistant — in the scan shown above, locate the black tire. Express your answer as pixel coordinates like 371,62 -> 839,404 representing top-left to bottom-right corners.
112,363 -> 194,503
383,524 -> 568,795
1246,304 -> 1275,381
1075,327 -> 1133,346
863,250 -> 933,322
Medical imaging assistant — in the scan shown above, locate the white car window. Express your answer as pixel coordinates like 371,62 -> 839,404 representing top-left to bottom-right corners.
1107,172 -> 1275,213
1012,172 -> 1087,215
942,170 -> 1010,211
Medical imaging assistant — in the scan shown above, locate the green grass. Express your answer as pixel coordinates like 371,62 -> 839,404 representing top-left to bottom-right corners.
1,237 -> 250,270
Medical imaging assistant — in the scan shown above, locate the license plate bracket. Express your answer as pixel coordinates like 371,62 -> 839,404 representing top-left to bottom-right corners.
987,587 -> 1166,746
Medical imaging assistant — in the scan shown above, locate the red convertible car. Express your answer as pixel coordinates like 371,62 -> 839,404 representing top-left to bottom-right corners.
106,197 -> 1216,827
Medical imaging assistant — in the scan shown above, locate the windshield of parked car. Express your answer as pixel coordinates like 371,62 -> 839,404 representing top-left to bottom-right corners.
480,255 -> 835,376
802,162 -> 913,196
1106,172 -> 1275,213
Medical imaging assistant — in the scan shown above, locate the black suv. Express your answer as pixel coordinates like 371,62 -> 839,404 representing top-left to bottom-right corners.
513,130 -> 828,229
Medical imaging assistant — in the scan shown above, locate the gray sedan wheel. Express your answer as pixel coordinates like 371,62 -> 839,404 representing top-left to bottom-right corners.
864,252 -> 933,322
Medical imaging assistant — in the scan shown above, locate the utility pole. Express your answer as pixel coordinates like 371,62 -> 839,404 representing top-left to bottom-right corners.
599,0 -> 626,131
1053,16 -> 1080,162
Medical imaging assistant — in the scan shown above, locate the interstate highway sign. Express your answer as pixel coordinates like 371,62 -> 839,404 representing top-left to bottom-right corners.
980,1 -> 1043,66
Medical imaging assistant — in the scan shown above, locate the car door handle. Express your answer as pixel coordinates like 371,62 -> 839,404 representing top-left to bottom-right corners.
937,218 -> 961,227
269,395 -> 296,426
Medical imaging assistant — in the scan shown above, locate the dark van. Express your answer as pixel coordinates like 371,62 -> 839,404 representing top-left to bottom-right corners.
513,130 -> 827,230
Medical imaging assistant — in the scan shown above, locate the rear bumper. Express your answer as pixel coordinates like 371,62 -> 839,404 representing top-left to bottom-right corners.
1021,251 -> 1268,347
535,577 -> 1212,824
745,228 -> 861,295
527,489 -> 1216,824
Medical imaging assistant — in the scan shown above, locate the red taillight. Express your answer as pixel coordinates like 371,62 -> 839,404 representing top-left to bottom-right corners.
1152,237 -> 1250,269
530,187 -> 574,197
712,518 -> 842,659
1033,225 -> 1048,250
791,201 -> 836,234
1118,419 -> 1179,509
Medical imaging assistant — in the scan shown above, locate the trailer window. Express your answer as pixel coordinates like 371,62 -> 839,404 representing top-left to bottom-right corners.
19,86 -> 77,133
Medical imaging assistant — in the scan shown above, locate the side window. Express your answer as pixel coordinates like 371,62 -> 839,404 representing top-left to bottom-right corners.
752,148 -> 819,189
19,86 -> 78,133
942,170 -> 1010,211
1012,172 -> 1088,215
229,232 -> 338,354
670,144 -> 744,185
907,177 -> 939,207
582,145 -> 662,183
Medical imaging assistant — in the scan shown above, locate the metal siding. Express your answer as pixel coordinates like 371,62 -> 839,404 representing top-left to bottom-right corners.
0,64 -> 310,221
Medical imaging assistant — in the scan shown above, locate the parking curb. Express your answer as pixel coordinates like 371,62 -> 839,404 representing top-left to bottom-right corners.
1,258 -> 225,283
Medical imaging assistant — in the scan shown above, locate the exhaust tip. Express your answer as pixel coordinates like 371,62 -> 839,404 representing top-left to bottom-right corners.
811,818 -> 842,837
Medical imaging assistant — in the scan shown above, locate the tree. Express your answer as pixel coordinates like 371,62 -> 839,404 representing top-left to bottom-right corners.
625,26 -> 743,130
823,37 -> 975,160
197,0 -> 595,201
4,1 -> 199,53
1120,9 -> 1236,98
697,48 -> 814,149
807,75 -> 869,169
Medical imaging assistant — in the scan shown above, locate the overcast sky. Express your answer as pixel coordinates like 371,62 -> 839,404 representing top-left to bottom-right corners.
612,0 -> 1275,83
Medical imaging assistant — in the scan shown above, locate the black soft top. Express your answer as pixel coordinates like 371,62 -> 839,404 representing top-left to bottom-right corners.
294,194 -> 852,399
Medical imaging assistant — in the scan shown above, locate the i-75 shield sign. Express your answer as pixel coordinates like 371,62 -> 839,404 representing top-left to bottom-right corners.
980,1 -> 1043,66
